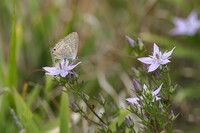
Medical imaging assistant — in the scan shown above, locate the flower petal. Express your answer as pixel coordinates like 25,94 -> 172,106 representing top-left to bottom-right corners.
60,70 -> 68,77
148,62 -> 160,72
160,59 -> 170,65
152,96 -> 161,102
172,17 -> 185,26
43,67 -> 58,72
162,47 -> 175,59
152,84 -> 163,96
188,11 -> 198,22
45,71 -> 59,76
137,57 -> 154,64
43,66 -> 60,76
153,43 -> 160,56
143,84 -> 147,91
126,98 -> 139,104
61,59 -> 69,66
65,62 -> 81,71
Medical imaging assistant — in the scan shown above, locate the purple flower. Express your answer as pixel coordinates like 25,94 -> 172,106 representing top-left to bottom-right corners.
100,122 -> 108,131
126,97 -> 140,105
70,102 -> 79,112
43,59 -> 81,77
125,35 -> 135,47
125,117 -> 132,128
170,11 -> 200,36
98,93 -> 104,103
144,84 -> 163,102
138,43 -> 175,72
82,93 -> 89,100
126,84 -> 163,103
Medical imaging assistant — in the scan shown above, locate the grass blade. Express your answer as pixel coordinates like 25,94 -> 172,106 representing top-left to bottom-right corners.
8,1 -> 17,88
59,92 -> 70,133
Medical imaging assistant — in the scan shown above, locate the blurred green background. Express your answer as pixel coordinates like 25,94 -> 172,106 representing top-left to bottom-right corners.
0,0 -> 200,132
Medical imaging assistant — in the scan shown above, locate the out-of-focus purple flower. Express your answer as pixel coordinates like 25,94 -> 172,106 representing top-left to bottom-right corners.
43,60 -> 81,77
100,122 -> 108,131
170,11 -> 200,36
98,93 -> 104,103
70,102 -> 79,112
138,43 -> 175,72
82,93 -> 89,100
125,35 -> 135,47
125,117 -> 132,128
133,79 -> 142,91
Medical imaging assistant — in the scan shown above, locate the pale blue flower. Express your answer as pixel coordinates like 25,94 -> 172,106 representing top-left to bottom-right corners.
138,43 -> 175,72
43,59 -> 81,77
126,84 -> 163,104
170,11 -> 200,36
126,97 -> 140,105
143,84 -> 163,102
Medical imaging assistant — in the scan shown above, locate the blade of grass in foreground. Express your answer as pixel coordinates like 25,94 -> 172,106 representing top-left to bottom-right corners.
14,90 -> 39,133
8,0 -> 17,88
59,92 -> 70,133
0,39 -> 5,86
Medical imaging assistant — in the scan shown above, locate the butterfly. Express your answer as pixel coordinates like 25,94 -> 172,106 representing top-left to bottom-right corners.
51,32 -> 79,61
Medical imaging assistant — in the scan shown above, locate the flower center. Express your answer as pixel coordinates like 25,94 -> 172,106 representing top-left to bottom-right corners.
156,53 -> 160,61
59,63 -> 63,70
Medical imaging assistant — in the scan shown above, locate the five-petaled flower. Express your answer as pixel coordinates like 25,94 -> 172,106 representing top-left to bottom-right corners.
126,84 -> 162,105
138,43 -> 175,72
170,11 -> 200,36
43,59 -> 81,77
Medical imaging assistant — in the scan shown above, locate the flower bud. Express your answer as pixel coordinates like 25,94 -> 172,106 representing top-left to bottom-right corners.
137,38 -> 144,50
133,79 -> 142,91
169,87 -> 175,94
170,110 -> 177,121
82,93 -> 89,101
100,122 -> 108,132
98,93 -> 105,104
70,102 -> 79,112
125,117 -> 133,128
125,35 -> 135,47
145,89 -> 152,99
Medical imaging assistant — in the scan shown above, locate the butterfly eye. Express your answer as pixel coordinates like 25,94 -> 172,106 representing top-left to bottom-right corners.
52,48 -> 56,53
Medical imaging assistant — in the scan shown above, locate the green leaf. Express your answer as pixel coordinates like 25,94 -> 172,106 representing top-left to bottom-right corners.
27,84 -> 40,107
0,40 -> 5,86
109,110 -> 129,132
14,90 -> 39,133
59,92 -> 70,133
41,119 -> 59,132
8,1 -> 17,88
